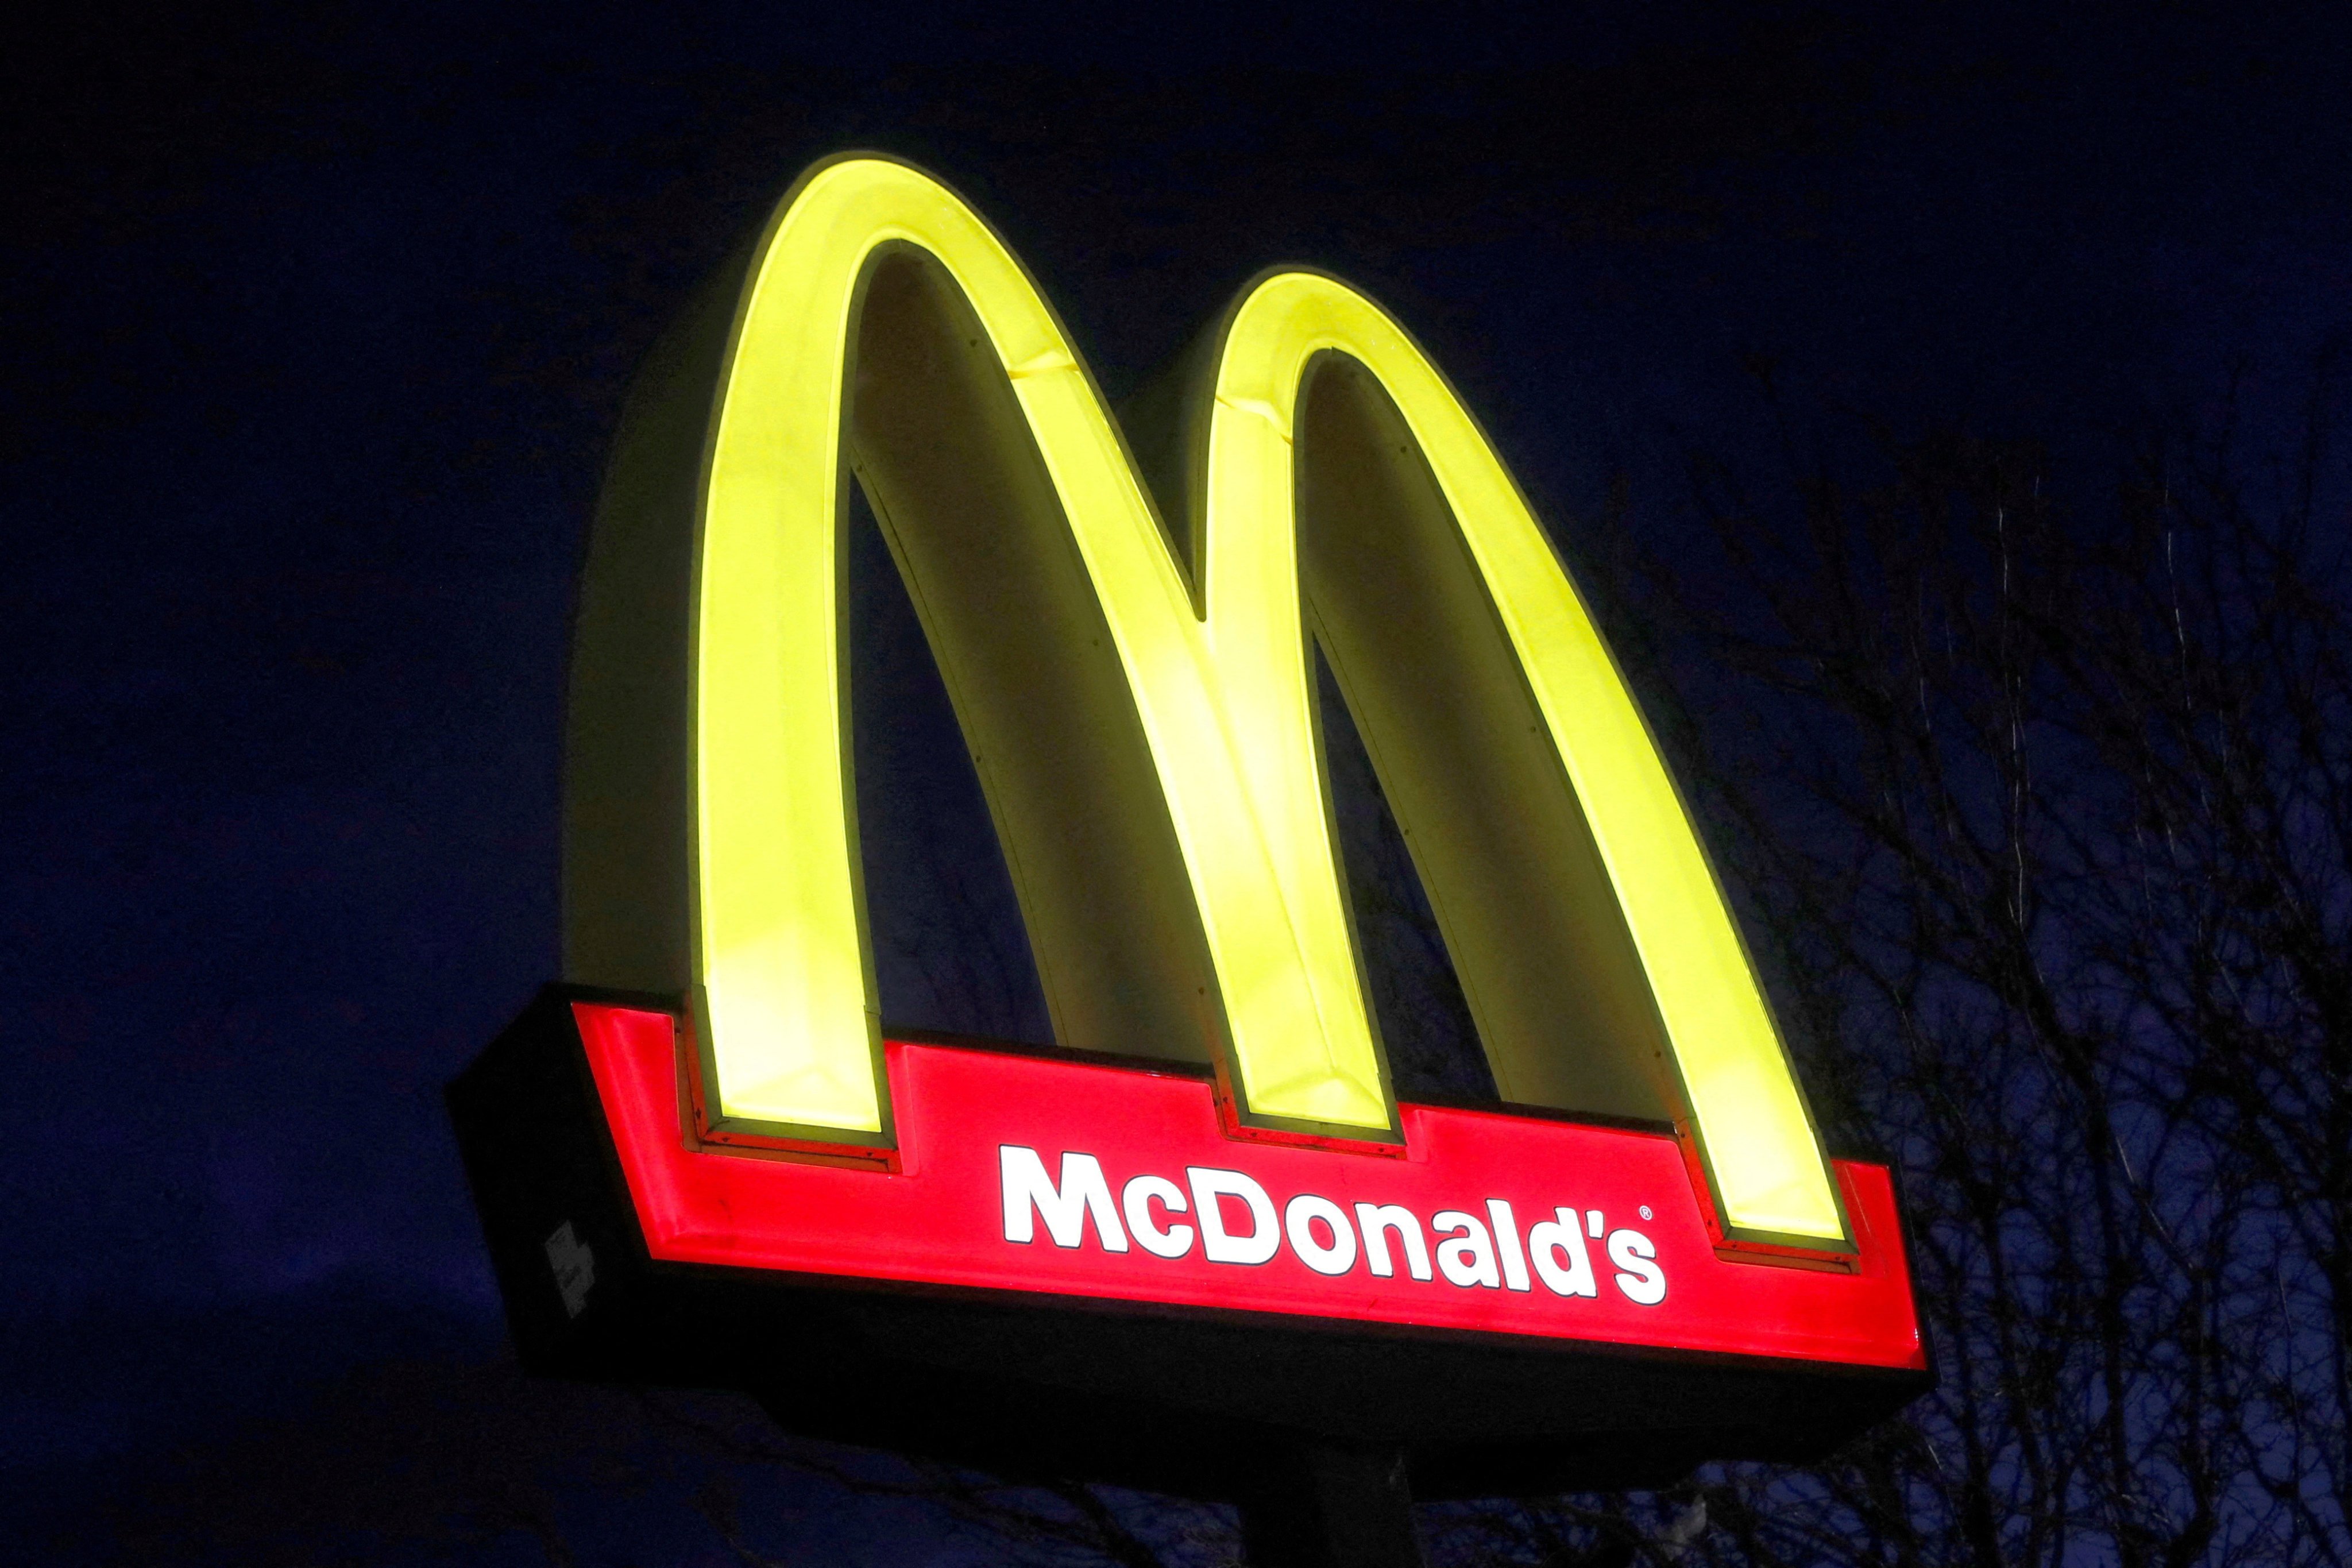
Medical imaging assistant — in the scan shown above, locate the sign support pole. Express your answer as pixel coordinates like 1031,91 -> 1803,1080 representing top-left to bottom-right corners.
1235,1443 -> 1426,1567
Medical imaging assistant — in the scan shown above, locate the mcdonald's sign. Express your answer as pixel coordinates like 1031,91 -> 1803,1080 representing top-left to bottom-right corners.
452,155 -> 1928,1500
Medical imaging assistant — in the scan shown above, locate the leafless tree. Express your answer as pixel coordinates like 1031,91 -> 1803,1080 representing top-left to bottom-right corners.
1465,374 -> 2351,1568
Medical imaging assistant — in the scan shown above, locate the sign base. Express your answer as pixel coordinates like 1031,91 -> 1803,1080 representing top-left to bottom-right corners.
448,987 -> 1928,1502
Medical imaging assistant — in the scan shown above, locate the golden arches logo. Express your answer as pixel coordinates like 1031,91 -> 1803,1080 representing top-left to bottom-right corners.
563,156 -> 1846,1246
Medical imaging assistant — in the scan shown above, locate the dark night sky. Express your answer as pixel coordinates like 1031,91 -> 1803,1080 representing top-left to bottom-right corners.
6,1 -> 2349,1558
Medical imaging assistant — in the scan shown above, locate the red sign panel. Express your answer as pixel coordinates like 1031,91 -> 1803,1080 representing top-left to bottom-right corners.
579,1002 -> 1924,1370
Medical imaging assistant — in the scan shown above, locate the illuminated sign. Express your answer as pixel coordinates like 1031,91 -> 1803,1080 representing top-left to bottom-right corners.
454,153 -> 1927,1501
573,1003 -> 1920,1365
565,154 -> 1844,1249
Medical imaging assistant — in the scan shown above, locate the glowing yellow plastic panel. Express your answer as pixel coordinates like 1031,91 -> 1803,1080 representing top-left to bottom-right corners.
1209,273 -> 1843,1240
682,155 -> 1841,1242
695,158 -> 1386,1134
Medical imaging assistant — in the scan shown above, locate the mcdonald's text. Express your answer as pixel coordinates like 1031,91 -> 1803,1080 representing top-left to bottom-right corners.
999,1145 -> 1670,1304
575,1002 -> 1924,1368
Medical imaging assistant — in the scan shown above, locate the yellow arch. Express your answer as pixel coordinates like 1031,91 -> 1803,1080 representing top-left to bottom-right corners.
694,157 -> 1387,1138
566,155 -> 1845,1244
1211,275 -> 1842,1240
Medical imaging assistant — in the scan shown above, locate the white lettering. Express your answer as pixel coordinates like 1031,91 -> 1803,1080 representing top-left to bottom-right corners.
1000,1146 -> 1129,1251
998,1149 -> 1661,1310
1187,1167 -> 1279,1264
1485,1199 -> 1532,1292
1529,1206 -> 1598,1297
1284,1194 -> 1358,1276
1607,1227 -> 1666,1305
1432,1210 -> 1501,1288
1121,1173 -> 1195,1259
1355,1203 -> 1432,1280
